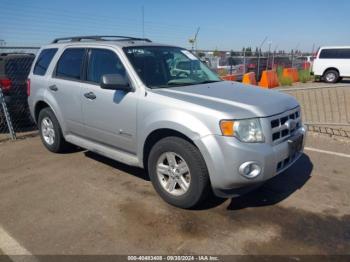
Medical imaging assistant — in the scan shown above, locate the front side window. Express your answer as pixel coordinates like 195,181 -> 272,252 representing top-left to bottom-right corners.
55,48 -> 85,80
87,49 -> 126,83
33,48 -> 57,76
123,46 -> 221,88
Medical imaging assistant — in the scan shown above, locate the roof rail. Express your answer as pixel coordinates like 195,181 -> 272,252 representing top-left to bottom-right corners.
51,35 -> 152,44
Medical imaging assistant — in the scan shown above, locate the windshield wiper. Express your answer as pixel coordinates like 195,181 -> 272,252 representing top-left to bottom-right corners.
197,80 -> 222,84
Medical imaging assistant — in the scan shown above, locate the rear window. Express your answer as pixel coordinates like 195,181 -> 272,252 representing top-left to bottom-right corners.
33,49 -> 57,76
319,48 -> 350,59
55,48 -> 85,80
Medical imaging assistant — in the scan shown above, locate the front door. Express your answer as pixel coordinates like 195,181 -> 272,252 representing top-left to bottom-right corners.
81,48 -> 138,154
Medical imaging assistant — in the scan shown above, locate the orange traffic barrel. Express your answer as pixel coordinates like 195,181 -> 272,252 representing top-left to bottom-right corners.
221,74 -> 236,81
258,70 -> 279,88
242,72 -> 257,85
283,68 -> 299,82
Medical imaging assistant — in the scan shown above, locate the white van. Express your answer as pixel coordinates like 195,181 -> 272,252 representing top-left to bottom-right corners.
312,46 -> 350,83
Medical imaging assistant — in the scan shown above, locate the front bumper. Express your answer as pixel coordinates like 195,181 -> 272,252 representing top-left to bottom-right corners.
195,126 -> 307,197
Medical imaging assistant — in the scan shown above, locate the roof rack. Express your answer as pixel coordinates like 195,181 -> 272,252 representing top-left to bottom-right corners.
52,35 -> 152,44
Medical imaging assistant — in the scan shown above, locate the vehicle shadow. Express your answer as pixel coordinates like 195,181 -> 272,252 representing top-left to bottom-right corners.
83,151 -> 312,211
227,153 -> 313,210
84,151 -> 150,181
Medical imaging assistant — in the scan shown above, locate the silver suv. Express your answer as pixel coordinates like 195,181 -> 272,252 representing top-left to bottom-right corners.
28,36 -> 306,209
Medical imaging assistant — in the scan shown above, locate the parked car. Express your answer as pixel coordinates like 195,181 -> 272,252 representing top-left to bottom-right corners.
312,46 -> 350,83
28,36 -> 306,209
0,52 -> 35,126
294,56 -> 314,70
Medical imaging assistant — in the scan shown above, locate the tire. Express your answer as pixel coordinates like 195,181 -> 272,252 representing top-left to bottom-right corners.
147,136 -> 210,209
323,70 -> 339,83
38,107 -> 69,153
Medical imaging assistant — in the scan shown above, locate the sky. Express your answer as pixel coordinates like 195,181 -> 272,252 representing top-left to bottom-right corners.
1,0 -> 350,51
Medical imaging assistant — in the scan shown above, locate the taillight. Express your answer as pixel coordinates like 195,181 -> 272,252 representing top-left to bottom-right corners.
27,79 -> 31,96
0,78 -> 12,93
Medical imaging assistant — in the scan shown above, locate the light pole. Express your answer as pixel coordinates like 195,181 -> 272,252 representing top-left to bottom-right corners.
257,36 -> 268,80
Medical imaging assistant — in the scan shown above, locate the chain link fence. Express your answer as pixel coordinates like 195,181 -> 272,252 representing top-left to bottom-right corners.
198,50 -> 311,81
0,47 -> 38,141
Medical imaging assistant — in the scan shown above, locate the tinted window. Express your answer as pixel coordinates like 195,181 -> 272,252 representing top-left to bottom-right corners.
319,48 -> 350,59
56,48 -> 85,79
87,49 -> 126,83
33,49 -> 57,76
337,49 -> 350,59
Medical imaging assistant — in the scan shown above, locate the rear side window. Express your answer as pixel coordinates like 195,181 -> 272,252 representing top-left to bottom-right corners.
87,49 -> 126,83
319,48 -> 350,59
337,49 -> 350,58
33,49 -> 57,76
55,48 -> 85,80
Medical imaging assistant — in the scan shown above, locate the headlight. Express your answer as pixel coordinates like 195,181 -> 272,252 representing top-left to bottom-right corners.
220,118 -> 264,143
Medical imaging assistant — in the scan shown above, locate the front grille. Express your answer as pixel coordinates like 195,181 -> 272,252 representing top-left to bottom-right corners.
270,108 -> 301,143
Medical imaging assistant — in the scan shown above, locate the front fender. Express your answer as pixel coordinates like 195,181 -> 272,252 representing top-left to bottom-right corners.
137,109 -> 212,166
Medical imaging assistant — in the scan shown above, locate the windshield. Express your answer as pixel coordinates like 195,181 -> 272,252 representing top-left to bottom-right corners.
123,46 -> 221,88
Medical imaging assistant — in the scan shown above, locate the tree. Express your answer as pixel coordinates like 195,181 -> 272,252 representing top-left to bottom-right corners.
245,47 -> 252,56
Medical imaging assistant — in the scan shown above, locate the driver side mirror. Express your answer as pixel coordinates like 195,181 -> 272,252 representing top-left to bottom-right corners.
100,74 -> 132,92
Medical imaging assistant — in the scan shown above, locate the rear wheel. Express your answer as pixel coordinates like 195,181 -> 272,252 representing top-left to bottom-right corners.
323,70 -> 339,83
38,107 -> 70,153
148,136 -> 210,209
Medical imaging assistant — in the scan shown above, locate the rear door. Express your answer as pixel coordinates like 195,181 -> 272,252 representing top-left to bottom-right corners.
337,49 -> 350,76
49,48 -> 86,135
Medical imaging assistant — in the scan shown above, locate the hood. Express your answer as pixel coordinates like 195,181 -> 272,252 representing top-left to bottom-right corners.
151,81 -> 299,119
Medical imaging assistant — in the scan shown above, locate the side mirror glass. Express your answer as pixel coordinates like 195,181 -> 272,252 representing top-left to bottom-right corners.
100,74 -> 132,91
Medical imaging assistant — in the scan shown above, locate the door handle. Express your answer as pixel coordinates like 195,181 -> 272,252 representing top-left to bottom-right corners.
49,85 -> 58,91
84,92 -> 96,100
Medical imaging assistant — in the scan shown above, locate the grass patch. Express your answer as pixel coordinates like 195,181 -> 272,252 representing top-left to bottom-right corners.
298,69 -> 313,83
276,66 -> 293,86
279,75 -> 293,86
277,66 -> 284,78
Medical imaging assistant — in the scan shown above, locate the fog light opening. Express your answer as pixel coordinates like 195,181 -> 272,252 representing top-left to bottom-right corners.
239,162 -> 262,179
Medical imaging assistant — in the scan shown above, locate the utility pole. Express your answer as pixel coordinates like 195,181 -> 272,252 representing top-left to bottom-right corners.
189,27 -> 200,52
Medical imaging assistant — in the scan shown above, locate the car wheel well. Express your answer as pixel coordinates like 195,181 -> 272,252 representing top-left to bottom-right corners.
143,129 -> 195,170
323,67 -> 339,76
34,101 -> 50,122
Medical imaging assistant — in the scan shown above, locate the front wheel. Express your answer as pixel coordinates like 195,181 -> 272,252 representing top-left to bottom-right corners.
148,137 -> 210,209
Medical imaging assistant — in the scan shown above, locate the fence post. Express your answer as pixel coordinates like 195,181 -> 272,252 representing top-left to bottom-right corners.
243,49 -> 246,74
257,51 -> 261,81
0,88 -> 16,140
